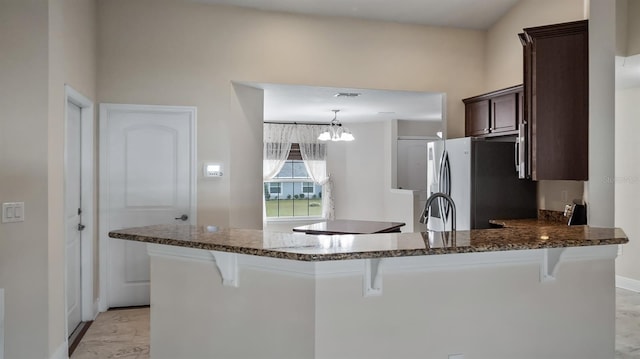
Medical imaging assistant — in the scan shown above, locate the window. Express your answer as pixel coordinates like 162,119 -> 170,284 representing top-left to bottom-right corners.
264,144 -> 324,219
302,182 -> 314,193
269,182 -> 281,194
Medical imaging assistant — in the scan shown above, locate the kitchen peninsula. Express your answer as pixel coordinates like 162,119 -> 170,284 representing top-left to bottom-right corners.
110,224 -> 627,359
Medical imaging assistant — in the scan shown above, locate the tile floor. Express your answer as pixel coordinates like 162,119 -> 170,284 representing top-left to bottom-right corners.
72,289 -> 640,358
616,288 -> 640,358
71,308 -> 149,359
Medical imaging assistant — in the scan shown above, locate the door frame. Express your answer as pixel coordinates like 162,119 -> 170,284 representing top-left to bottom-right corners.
98,103 -> 197,312
63,85 -> 96,336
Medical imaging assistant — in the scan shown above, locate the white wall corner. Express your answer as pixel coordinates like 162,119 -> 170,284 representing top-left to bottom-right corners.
616,275 -> 640,292
49,341 -> 68,359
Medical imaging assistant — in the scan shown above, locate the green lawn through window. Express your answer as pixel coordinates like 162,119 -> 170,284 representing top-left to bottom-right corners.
266,199 -> 322,217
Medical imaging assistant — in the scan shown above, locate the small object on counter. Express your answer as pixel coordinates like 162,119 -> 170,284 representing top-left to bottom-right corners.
566,199 -> 587,226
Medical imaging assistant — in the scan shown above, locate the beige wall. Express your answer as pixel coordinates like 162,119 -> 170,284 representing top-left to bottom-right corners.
615,86 -> 640,281
485,0 -> 586,91
48,0 -> 98,355
97,0 -> 486,228
0,1 -> 50,358
615,0 -> 640,56
616,0 -> 629,55
397,119 -> 443,137
626,0 -> 640,55
0,0 -> 97,357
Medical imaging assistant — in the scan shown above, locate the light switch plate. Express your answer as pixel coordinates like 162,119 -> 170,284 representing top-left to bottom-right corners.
2,202 -> 25,223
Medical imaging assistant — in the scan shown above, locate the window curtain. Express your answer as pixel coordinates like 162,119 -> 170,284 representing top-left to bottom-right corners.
263,124 -> 295,225
295,125 -> 334,219
263,123 -> 295,180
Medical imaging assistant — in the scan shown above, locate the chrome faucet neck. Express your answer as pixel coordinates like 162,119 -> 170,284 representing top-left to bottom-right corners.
419,192 -> 456,232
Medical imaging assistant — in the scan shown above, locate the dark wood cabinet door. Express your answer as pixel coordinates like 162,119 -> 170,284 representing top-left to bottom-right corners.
522,20 -> 588,181
465,100 -> 490,137
464,85 -> 522,138
491,93 -> 518,133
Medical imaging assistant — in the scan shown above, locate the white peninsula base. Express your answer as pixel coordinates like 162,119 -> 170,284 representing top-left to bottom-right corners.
147,243 -> 618,359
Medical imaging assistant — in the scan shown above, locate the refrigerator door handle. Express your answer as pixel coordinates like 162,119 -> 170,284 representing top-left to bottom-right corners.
514,140 -> 519,173
437,150 -> 452,227
517,124 -> 527,179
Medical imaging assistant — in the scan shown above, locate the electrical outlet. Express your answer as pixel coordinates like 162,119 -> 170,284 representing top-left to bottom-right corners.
561,190 -> 568,202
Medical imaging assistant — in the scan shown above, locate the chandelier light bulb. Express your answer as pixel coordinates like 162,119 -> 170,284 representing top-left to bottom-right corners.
317,109 -> 355,142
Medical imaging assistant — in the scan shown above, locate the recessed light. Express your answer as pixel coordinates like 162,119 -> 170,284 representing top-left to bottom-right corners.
334,92 -> 361,98
378,111 -> 396,114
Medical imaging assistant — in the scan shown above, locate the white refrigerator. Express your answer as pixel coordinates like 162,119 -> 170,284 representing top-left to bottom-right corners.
424,137 -> 537,231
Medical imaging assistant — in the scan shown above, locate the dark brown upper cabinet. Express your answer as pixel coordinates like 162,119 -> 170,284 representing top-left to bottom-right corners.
519,20 -> 589,181
463,85 -> 522,138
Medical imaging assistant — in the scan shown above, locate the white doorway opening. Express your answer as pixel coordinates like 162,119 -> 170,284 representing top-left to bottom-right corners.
63,85 -> 96,340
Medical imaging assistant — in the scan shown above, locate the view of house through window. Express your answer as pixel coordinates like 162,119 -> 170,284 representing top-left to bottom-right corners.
264,159 -> 323,218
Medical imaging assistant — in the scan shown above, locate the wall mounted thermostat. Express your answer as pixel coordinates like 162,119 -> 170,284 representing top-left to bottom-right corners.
203,163 -> 223,178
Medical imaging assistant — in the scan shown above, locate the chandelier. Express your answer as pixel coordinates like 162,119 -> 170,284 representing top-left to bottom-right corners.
317,110 -> 355,142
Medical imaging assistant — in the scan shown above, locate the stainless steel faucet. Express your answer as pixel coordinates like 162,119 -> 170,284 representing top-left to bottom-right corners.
419,192 -> 456,232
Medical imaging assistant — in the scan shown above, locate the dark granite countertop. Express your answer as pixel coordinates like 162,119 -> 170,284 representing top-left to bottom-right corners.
490,210 -> 569,228
489,218 -> 567,228
108,224 -> 628,262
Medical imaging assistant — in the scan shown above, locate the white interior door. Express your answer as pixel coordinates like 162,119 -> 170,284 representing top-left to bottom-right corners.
101,104 -> 196,308
65,101 -> 83,335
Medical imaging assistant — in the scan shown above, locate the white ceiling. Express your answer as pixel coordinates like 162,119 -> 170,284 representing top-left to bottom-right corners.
242,83 -> 443,124
192,0 -> 520,30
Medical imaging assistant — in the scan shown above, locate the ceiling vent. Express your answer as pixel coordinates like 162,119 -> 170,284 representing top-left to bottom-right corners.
334,92 -> 361,98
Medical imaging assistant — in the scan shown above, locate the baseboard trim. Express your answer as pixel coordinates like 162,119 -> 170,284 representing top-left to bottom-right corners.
68,321 -> 93,357
616,275 -> 640,292
50,341 -> 68,359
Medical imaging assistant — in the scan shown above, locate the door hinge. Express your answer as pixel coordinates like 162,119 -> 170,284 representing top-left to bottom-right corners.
77,208 -> 82,215
77,223 -> 86,231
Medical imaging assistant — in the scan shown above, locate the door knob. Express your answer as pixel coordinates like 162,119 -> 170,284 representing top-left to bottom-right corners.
174,214 -> 189,221
77,223 -> 86,231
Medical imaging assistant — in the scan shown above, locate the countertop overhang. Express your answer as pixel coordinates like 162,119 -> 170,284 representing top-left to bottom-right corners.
108,224 -> 628,262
